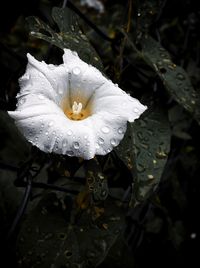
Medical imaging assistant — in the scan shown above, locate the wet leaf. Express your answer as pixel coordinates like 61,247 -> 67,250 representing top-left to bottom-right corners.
140,36 -> 200,123
115,103 -> 171,206
26,7 -> 103,70
85,158 -> 109,202
131,105 -> 171,204
17,192 -> 125,268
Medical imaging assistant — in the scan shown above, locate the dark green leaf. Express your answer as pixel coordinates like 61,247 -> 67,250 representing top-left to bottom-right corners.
115,103 -> 171,206
131,105 -> 171,204
17,192 -> 125,268
141,36 -> 200,123
26,7 -> 103,70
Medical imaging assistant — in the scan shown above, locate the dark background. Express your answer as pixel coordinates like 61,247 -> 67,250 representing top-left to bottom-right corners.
0,0 -> 200,267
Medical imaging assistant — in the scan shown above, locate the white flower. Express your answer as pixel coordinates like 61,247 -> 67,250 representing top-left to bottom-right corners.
80,0 -> 104,13
8,49 -> 147,160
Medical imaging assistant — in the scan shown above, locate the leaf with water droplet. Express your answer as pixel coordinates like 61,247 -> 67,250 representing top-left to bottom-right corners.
130,104 -> 171,204
115,102 -> 171,205
26,7 -> 103,70
140,36 -> 200,124
17,190 -> 125,267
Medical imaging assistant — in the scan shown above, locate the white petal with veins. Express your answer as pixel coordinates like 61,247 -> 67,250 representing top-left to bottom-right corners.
8,49 -> 147,159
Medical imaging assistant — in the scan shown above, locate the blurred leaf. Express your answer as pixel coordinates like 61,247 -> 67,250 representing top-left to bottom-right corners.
26,7 -> 103,70
140,36 -> 200,124
0,111 -> 30,167
17,192 -> 125,268
136,0 -> 163,37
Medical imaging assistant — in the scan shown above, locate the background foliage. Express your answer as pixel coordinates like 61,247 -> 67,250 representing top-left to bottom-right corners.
0,0 -> 200,267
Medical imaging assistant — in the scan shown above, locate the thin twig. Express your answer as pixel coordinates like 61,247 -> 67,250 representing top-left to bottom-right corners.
67,0 -> 113,42
6,175 -> 32,240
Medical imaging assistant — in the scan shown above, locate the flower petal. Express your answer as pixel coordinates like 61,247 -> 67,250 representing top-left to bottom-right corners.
92,81 -> 147,122
9,96 -> 96,160
63,49 -> 107,106
18,54 -> 70,105
88,112 -> 127,155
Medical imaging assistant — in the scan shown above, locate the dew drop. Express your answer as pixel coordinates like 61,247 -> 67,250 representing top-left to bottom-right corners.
67,130 -> 72,136
62,139 -> 67,147
118,127 -> 125,134
66,151 -> 74,157
110,138 -> 117,146
73,142 -> 79,149
45,131 -> 49,136
19,98 -> 26,105
52,131 -> 56,135
101,126 -> 110,134
134,108 -> 139,113
96,143 -> 100,149
58,88 -> 63,95
84,135 -> 88,140
98,137 -> 104,145
176,73 -> 185,80
73,67 -> 81,75
48,121 -> 53,127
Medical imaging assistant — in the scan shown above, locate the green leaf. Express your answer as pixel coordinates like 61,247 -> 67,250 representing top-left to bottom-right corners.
26,7 -> 103,70
17,192 -> 125,267
140,36 -> 200,123
115,103 -> 171,206
131,105 -> 171,204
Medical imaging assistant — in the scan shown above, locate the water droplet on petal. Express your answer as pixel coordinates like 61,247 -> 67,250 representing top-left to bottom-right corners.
96,143 -> 100,149
73,142 -> 79,149
67,130 -> 72,136
110,138 -> 117,146
98,137 -> 104,145
66,151 -> 74,157
134,108 -> 139,113
19,98 -> 26,105
84,135 -> 88,140
101,126 -> 110,134
118,127 -> 125,134
45,131 -> 49,135
58,88 -> 63,95
48,121 -> 53,127
73,67 -> 81,75
62,139 -> 67,147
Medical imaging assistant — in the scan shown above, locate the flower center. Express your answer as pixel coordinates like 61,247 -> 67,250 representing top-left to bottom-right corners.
63,100 -> 92,121
72,101 -> 82,115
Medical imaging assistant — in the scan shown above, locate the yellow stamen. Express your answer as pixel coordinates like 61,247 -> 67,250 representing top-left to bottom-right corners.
62,99 -> 92,121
